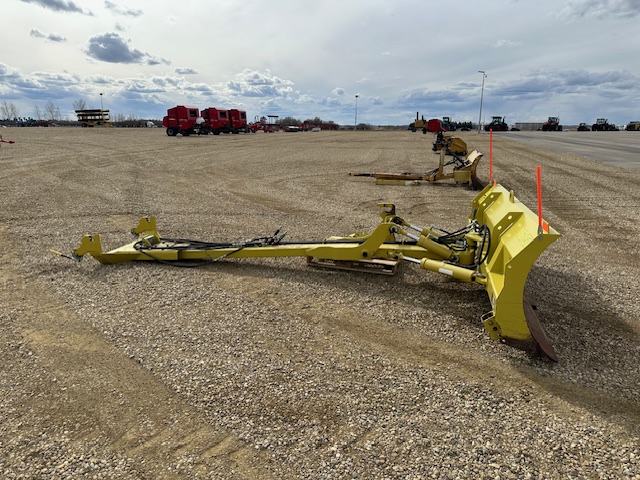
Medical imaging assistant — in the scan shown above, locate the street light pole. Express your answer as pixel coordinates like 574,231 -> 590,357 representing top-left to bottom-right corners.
354,94 -> 359,130
100,93 -> 104,122
478,71 -> 486,132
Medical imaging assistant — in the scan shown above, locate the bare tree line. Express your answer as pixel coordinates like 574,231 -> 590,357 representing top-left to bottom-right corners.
1,99 -> 154,123
1,100 -> 60,121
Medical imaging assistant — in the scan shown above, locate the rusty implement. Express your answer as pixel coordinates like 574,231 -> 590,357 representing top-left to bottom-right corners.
55,183 -> 560,360
350,149 -> 485,189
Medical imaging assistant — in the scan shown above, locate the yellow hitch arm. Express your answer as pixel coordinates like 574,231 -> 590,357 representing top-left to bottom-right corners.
57,184 -> 560,360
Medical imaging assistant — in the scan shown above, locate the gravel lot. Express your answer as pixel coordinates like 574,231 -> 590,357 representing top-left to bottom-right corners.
1,128 -> 638,479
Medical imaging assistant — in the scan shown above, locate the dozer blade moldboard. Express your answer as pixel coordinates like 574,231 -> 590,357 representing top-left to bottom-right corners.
473,183 -> 560,361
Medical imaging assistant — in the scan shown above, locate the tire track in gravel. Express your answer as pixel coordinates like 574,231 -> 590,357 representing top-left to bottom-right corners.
0,226 -> 276,479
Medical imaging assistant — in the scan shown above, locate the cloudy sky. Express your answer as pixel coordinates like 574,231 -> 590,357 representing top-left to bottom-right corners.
2,0 -> 640,126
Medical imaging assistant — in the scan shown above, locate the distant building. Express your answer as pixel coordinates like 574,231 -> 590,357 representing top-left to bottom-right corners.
514,122 -> 543,131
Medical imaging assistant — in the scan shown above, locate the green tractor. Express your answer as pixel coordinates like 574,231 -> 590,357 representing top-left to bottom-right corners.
591,118 -> 618,131
484,116 -> 508,132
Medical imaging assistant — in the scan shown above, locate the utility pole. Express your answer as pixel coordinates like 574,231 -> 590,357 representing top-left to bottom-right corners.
478,71 -> 487,132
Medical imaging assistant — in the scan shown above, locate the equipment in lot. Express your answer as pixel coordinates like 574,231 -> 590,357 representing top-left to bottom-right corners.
201,107 -> 250,134
577,123 -> 590,131
162,106 -> 206,136
591,118 -> 618,131
441,116 -> 456,131
75,109 -> 112,128
163,105 -> 251,136
250,115 -> 281,133
626,121 -> 640,131
484,116 -> 508,132
409,112 -> 428,133
541,117 -> 562,131
432,132 -> 467,155
299,120 -> 338,131
409,113 -> 449,133
350,149 -> 484,189
426,118 -> 446,133
54,182 -> 559,360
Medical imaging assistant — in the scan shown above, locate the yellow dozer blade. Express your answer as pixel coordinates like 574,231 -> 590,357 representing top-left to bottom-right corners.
471,183 -> 560,360
56,183 -> 559,359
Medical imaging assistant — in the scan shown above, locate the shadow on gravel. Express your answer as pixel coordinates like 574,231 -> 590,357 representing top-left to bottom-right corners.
200,257 -> 490,324
529,265 -> 639,369
518,264 -> 640,430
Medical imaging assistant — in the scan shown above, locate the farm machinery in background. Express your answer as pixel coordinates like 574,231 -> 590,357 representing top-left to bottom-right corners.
76,109 -> 112,128
626,121 -> 640,131
53,181 -> 560,361
247,116 -> 338,133
352,127 -> 480,188
409,113 -> 454,134
250,115 -> 281,133
432,131 -> 467,155
591,118 -> 618,131
577,123 -> 590,131
441,116 -> 456,131
484,116 -> 508,132
350,148 -> 484,189
541,117 -> 562,131
299,119 -> 339,131
162,105 -> 251,136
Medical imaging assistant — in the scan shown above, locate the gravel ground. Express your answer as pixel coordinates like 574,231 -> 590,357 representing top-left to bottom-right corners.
1,128 -> 638,479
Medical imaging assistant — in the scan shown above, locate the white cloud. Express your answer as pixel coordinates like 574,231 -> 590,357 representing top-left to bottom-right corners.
494,39 -> 522,48
2,1 -> 639,125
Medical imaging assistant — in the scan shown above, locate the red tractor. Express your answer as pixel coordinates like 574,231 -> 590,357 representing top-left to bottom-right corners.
162,106 -> 207,136
541,116 -> 562,131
